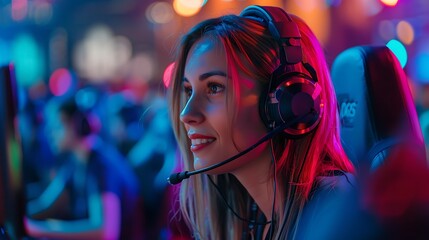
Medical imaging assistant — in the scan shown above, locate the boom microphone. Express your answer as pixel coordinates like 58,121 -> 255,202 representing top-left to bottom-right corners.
167,111 -> 315,185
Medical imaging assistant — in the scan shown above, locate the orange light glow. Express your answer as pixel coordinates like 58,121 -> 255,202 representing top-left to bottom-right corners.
380,0 -> 399,7
173,0 -> 203,17
396,20 -> 414,45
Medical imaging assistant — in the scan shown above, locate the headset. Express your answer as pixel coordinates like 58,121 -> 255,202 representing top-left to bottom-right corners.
240,5 -> 323,137
168,8 -> 324,239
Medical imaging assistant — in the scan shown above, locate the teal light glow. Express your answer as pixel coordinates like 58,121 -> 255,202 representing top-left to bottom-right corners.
75,88 -> 98,111
11,33 -> 45,87
386,39 -> 407,68
414,52 -> 429,83
0,39 -> 10,66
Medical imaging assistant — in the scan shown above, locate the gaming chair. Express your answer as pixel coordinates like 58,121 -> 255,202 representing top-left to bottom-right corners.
331,45 -> 427,172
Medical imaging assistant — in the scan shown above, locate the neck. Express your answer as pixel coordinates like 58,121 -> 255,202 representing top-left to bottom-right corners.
232,146 -> 285,222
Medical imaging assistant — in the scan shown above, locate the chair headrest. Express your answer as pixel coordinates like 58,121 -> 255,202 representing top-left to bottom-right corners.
331,46 -> 426,170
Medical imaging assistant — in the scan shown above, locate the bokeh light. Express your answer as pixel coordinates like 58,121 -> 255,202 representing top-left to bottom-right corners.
0,39 -> 10,66
179,0 -> 205,8
173,0 -> 203,17
396,20 -> 414,45
386,39 -> 407,68
12,0 -> 28,21
378,20 -> 396,41
75,87 -> 98,111
163,62 -> 175,88
73,25 -> 132,83
49,68 -> 73,96
380,0 -> 399,7
413,51 -> 429,83
11,33 -> 45,87
128,52 -> 156,83
146,1 -> 174,24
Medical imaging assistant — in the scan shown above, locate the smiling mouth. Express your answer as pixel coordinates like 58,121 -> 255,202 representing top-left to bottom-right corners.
190,138 -> 215,152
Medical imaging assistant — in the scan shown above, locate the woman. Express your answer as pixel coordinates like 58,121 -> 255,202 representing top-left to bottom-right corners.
168,5 -> 355,239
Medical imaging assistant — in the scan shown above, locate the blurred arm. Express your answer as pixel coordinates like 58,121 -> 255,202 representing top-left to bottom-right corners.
25,173 -> 121,240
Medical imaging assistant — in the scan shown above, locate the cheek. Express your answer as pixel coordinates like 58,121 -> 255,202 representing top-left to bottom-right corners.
232,98 -> 267,150
208,101 -> 229,126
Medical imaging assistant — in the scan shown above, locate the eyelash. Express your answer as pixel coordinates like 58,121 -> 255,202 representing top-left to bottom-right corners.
208,82 -> 225,95
183,85 -> 192,98
183,82 -> 225,98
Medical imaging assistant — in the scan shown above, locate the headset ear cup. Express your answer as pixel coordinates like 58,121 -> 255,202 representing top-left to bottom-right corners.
261,72 -> 322,137
242,5 -> 323,137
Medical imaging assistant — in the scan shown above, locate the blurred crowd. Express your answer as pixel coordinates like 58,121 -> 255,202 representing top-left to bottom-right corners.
18,77 -> 185,239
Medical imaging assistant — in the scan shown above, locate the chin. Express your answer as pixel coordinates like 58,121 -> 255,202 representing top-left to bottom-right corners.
193,158 -> 211,171
194,163 -> 237,176
193,159 -> 221,174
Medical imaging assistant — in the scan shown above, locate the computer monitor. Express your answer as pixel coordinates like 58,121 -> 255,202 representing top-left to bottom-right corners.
0,64 -> 26,239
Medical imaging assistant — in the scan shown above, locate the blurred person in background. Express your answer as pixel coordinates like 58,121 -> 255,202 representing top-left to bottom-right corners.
24,95 -> 142,239
104,91 -> 145,157
19,91 -> 56,197
127,92 -> 179,239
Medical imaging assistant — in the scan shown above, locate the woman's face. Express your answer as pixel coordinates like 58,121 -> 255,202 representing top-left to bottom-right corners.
180,37 -> 270,174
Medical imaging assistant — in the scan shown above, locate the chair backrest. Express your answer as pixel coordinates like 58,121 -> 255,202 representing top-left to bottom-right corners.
331,46 -> 426,172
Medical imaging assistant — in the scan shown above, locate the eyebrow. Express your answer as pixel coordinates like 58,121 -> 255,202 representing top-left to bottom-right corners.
183,70 -> 227,82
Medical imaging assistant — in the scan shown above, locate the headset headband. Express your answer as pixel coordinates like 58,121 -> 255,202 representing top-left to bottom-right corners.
240,5 -> 302,64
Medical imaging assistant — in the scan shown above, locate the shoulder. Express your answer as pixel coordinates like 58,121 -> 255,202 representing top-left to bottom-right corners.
306,170 -> 356,211
313,170 -> 356,196
295,171 -> 357,239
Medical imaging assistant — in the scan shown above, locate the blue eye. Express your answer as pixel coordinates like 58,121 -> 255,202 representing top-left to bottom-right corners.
207,82 -> 225,95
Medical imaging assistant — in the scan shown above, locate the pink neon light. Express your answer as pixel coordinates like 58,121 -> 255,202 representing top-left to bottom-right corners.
12,0 -> 28,21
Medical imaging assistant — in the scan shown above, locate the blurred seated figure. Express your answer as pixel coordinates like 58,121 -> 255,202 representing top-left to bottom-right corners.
24,95 -> 141,239
104,91 -> 145,157
127,95 -> 178,239
19,90 -> 56,199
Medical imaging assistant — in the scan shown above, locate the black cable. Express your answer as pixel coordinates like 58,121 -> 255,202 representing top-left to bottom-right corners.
207,175 -> 271,226
267,138 -> 277,240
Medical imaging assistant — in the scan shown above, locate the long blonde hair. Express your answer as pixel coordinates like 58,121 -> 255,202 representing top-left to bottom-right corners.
168,10 -> 354,239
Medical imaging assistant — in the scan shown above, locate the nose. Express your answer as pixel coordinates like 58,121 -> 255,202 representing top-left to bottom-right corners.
180,96 -> 205,125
